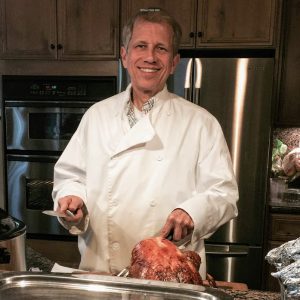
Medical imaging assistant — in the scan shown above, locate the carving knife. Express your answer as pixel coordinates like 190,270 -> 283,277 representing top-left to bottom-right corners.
42,209 -> 75,218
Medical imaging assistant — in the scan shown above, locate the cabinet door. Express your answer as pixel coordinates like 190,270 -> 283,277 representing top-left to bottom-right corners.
0,0 -> 57,59
121,0 -> 197,49
277,0 -> 300,125
57,0 -> 119,60
198,0 -> 278,47
269,213 -> 300,241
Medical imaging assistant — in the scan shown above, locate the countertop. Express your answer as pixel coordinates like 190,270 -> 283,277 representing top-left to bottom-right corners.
25,246 -> 281,300
269,200 -> 300,213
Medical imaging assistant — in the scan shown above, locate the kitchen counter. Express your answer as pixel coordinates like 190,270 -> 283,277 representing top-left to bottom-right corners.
269,200 -> 300,213
25,245 -> 281,300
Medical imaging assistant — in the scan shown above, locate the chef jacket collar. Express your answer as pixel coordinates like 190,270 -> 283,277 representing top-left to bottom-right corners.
111,84 -> 171,157
120,84 -> 170,118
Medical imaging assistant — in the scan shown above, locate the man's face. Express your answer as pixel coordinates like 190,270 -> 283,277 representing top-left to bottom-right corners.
121,20 -> 180,98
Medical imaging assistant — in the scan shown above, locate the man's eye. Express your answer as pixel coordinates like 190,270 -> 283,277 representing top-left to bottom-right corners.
136,44 -> 146,48
158,46 -> 167,52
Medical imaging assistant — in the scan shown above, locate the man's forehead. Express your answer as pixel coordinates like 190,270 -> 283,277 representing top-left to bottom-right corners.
133,19 -> 173,33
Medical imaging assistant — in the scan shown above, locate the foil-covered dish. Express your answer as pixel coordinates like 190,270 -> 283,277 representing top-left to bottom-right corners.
272,260 -> 300,298
265,237 -> 300,298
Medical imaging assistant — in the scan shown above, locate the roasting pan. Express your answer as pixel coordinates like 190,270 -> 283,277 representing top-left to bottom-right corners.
0,272 -> 233,300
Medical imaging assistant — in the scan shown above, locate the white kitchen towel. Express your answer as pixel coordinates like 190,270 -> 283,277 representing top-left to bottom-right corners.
51,262 -> 86,273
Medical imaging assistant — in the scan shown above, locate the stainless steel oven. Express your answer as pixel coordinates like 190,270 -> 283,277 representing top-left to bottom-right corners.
5,105 -> 87,152
2,75 -> 117,237
6,154 -> 67,236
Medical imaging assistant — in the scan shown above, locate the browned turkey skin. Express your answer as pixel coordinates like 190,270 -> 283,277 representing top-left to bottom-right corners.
128,237 -> 203,285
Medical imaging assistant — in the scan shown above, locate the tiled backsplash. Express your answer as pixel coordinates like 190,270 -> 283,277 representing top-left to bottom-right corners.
273,128 -> 300,150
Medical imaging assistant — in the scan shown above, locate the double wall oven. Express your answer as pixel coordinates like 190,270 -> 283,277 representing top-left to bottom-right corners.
2,76 -> 116,238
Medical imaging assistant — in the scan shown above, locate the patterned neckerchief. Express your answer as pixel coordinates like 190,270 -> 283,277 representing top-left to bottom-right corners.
126,96 -> 156,128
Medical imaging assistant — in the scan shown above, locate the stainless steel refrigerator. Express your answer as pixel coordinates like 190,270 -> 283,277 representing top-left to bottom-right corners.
119,55 -> 274,289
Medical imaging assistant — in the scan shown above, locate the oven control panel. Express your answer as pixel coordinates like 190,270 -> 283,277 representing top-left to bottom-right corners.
2,75 -> 117,101
29,83 -> 87,97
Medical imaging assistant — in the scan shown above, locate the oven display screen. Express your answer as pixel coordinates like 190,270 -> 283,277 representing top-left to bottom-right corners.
29,113 -> 83,140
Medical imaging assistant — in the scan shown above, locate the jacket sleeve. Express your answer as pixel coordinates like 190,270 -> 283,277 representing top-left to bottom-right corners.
177,117 -> 239,241
52,114 -> 89,233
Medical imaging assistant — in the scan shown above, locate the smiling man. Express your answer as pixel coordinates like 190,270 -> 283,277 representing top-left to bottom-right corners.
52,10 -> 238,279
120,16 -> 180,109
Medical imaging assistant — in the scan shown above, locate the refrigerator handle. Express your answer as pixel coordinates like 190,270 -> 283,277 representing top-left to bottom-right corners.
205,244 -> 249,257
194,58 -> 202,105
184,58 -> 193,101
118,59 -> 123,93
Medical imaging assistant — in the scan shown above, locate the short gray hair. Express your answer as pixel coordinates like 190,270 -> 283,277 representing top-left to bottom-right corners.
122,9 -> 182,56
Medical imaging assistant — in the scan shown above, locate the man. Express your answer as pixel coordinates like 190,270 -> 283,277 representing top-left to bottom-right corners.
52,10 -> 238,278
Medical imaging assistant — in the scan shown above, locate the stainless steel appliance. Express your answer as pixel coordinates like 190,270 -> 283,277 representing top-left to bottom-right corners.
119,52 -> 274,289
2,75 -> 117,238
0,208 -> 26,271
0,272 -> 232,300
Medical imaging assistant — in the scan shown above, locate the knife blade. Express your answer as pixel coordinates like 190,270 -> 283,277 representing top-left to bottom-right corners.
166,231 -> 192,248
42,209 -> 75,218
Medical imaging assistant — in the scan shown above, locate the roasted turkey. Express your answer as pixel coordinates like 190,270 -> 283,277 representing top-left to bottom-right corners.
128,237 -> 203,285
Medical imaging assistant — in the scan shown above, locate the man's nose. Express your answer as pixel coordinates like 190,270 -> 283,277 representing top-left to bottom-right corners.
144,47 -> 156,62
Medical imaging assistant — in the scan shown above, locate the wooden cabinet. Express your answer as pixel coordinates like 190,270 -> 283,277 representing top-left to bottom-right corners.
197,0 -> 279,48
0,0 -> 119,60
121,0 -> 280,49
276,0 -> 300,125
0,0 -> 57,59
121,0 -> 197,49
269,213 -> 300,241
264,212 -> 300,291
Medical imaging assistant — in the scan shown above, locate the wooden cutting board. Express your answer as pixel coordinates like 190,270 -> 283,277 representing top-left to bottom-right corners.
203,280 -> 248,291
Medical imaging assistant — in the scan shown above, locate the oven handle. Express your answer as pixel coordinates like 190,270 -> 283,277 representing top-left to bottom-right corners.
7,154 -> 60,163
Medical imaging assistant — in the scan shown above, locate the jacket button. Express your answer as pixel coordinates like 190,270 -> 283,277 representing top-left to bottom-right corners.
156,155 -> 163,161
112,242 -> 120,251
111,199 -> 118,206
150,201 -> 156,207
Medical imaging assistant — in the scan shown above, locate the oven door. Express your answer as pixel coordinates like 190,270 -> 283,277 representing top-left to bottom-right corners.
5,104 -> 88,152
7,154 -> 70,237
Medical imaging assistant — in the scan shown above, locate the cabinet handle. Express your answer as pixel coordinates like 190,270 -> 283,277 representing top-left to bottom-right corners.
189,32 -> 195,38
198,32 -> 203,38
57,44 -> 63,50
50,44 -> 55,50
140,7 -> 160,12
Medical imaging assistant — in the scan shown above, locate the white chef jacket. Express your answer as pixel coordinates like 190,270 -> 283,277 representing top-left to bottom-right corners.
52,84 -> 238,278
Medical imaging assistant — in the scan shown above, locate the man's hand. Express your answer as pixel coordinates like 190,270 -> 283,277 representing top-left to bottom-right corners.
160,208 -> 194,241
58,195 -> 84,223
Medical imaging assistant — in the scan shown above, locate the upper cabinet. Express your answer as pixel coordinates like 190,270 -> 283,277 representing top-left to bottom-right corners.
0,0 -> 57,59
0,0 -> 119,60
276,0 -> 300,126
197,0 -> 279,48
121,0 -> 197,49
121,0 -> 281,49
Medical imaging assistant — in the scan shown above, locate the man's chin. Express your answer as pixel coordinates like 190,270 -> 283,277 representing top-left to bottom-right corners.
134,84 -> 163,95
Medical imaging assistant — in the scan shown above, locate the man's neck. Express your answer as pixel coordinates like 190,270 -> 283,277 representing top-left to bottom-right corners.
131,90 -> 156,111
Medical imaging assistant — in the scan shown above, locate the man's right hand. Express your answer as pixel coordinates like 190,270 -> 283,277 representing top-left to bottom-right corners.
58,195 -> 84,223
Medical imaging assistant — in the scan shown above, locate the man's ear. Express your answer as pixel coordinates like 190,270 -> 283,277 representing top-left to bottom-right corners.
120,46 -> 128,69
170,54 -> 180,74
